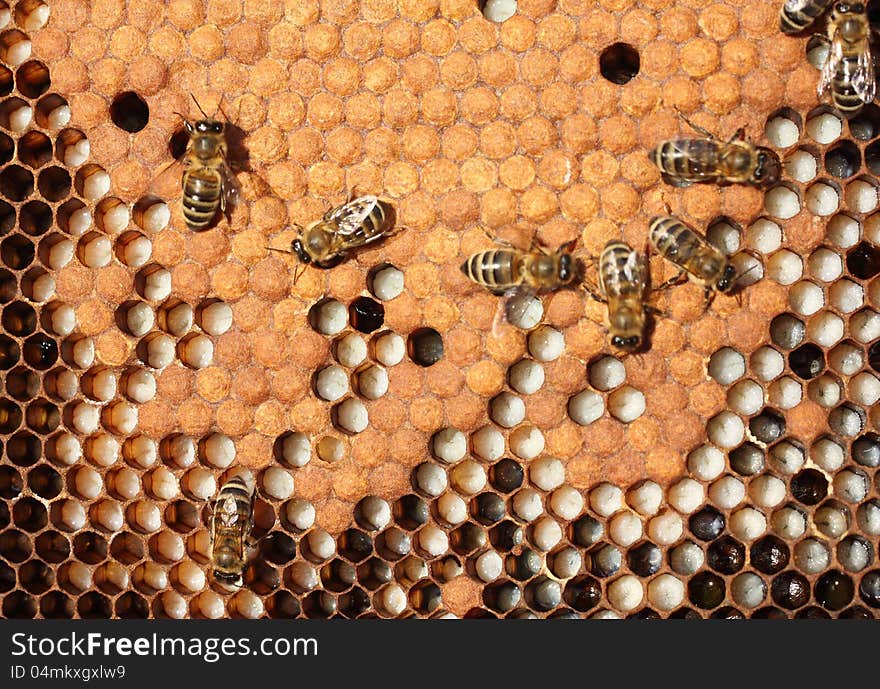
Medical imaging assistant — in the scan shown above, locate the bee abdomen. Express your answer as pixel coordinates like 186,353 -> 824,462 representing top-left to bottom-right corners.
651,140 -> 719,181
780,0 -> 833,34
599,241 -> 634,297
461,250 -> 517,291
182,167 -> 222,230
832,58 -> 867,116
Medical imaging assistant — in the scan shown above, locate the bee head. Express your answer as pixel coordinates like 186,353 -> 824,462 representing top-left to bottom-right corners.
753,148 -> 781,187
716,264 -> 738,293
558,253 -> 573,282
611,334 -> 642,351
195,119 -> 224,134
291,238 -> 311,264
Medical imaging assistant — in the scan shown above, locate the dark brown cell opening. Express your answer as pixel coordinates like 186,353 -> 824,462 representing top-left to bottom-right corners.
0,396 -> 22,433
0,529 -> 32,563
5,366 -> 38,400
599,42 -> 640,85
40,591 -> 74,619
34,93 -> 68,128
27,464 -> 62,500
0,131 -> 13,166
0,199 -> 14,236
1,233 -> 34,270
77,591 -> 112,619
12,496 -> 47,532
349,296 -> 385,333
0,163 -> 33,201
0,266 -> 15,302
267,590 -> 301,619
846,241 -> 880,279
19,558 -> 54,594
0,560 -> 14,592
7,430 -> 40,467
824,140 -> 861,179
0,464 -> 23,499
110,532 -> 145,565
302,590 -> 336,619
36,165 -> 71,202
791,468 -> 829,505
72,531 -> 109,565
164,499 -> 201,533
357,557 -> 391,590
2,591 -> 36,619
19,200 -> 52,237
18,131 -> 52,171
0,500 -> 8,529
848,103 -> 880,141
168,125 -> 189,160
116,591 -> 150,619
0,64 -> 12,97
338,528 -> 373,563
34,529 -> 70,563
393,493 -> 429,531
3,300 -> 37,336
110,91 -> 150,132
483,579 -> 521,613
0,333 -> 21,369
244,560 -> 281,595
23,332 -> 58,370
320,558 -> 356,592
409,579 -> 442,614
789,342 -> 825,379
450,522 -> 486,557
261,531 -> 297,565
16,59 -> 50,99
407,327 -> 443,367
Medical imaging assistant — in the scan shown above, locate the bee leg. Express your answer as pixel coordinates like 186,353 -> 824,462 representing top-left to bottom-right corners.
676,107 -> 719,140
481,227 -> 516,249
702,286 -> 718,312
581,278 -> 605,304
728,127 -> 747,143
656,270 -> 688,290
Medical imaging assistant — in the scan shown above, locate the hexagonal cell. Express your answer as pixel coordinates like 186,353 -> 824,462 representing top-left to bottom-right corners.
826,212 -> 861,249
34,93 -> 69,129
764,183 -> 801,220
744,217 -> 783,255
805,180 -> 840,216
824,140 -> 861,179
847,102 -> 880,140
846,242 -> 880,279
110,91 -> 149,133
765,109 -> 802,148
805,108 -> 842,145
845,176 -> 879,214
598,42 -> 639,85
784,146 -> 818,184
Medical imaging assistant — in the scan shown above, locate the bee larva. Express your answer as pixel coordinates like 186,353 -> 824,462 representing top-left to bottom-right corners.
208,475 -> 255,587
649,215 -> 738,300
819,2 -> 875,118
650,121 -> 781,189
780,0 -> 835,34
585,240 -> 649,353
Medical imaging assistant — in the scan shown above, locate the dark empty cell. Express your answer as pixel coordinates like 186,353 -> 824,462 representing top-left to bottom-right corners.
564,575 -> 602,612
711,606 -> 745,620
850,102 -> 880,140
770,313 -> 804,350
489,457 -> 524,493
28,464 -> 62,499
244,561 -> 281,595
846,241 -> 880,279
1,234 -> 35,269
749,408 -> 786,444
814,570 -> 854,611
0,200 -> 14,236
12,497 -> 47,532
0,465 -> 22,499
483,579 -> 522,612
0,164 -> 33,201
0,334 -> 21,369
471,492 -> 506,525
36,166 -> 71,202
357,557 -> 392,590
35,530 -> 70,563
0,268 -> 15,302
852,433 -> 880,467
627,541 -> 662,576
525,576 -> 561,612
0,131 -> 13,165
707,536 -> 745,574
393,494 -> 428,530
338,586 -> 371,618
824,140 -> 860,178
860,570 -> 880,608
73,531 -> 108,565
348,296 -> 384,333
688,571 -> 725,609
670,607 -> 702,619
791,468 -> 828,505
109,532 -> 145,565
689,506 -> 725,542
19,559 -> 54,594
0,396 -> 22,432
110,91 -> 150,132
303,590 -> 337,619
78,592 -> 112,619
599,42 -> 640,84
449,522 -> 485,555
410,580 -> 442,614
25,398 -> 59,433
16,60 -> 50,99
795,606 -> 831,619
507,547 -> 542,581
489,519 -> 523,551
588,543 -> 621,578
40,591 -> 74,619
751,535 -> 791,574
168,126 -> 190,160
2,301 -> 36,336
867,140 -> 880,174
570,513 -> 603,547
267,590 -> 301,619
789,343 -> 825,379
0,64 -> 11,96
838,606 -> 873,619
19,200 -> 52,236
3,591 -> 36,619
115,592 -> 149,619
0,529 -> 32,562
261,532 -> 297,564
771,571 -> 810,609
338,528 -> 373,562
407,327 -> 443,366
0,502 -> 8,529
320,558 -> 356,592
23,333 -> 57,369
730,442 -> 765,476
871,341 -> 880,373
18,130 -> 52,169
7,430 -> 40,467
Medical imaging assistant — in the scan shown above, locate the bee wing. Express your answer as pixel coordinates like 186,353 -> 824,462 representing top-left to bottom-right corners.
326,195 -> 379,234
148,157 -> 187,199
853,41 -> 876,104
219,163 -> 242,215
819,26 -> 847,98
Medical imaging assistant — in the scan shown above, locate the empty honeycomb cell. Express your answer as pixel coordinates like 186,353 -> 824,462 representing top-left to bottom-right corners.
0,163 -> 33,202
316,435 -> 344,463
784,148 -> 818,184
133,196 -> 170,234
407,327 -> 444,366
805,180 -> 840,217
15,59 -> 49,99
598,42 -> 639,85
176,333 -> 213,369
846,242 -> 880,280
0,96 -> 32,132
40,591 -> 73,619
7,428 -> 39,466
0,267 -> 14,302
309,298 -> 347,335
0,198 -> 12,236
0,61 -> 9,97
34,93 -> 69,129
25,397 -> 58,434
74,164 -> 111,201
109,91 -> 150,133
765,111 -> 801,148
0,333 -> 20,369
0,131 -> 12,168
349,296 -> 385,333
5,365 -> 37,400
16,131 -> 51,173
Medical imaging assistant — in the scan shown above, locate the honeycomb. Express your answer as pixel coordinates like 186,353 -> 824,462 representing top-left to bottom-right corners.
1,0 -> 879,619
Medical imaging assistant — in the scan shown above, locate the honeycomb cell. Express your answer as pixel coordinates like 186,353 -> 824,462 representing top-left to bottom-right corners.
110,91 -> 150,132
599,43 -> 640,85
0,96 -> 32,132
35,166 -> 70,202
16,59 -> 50,99
34,93 -> 69,129
407,327 -> 443,366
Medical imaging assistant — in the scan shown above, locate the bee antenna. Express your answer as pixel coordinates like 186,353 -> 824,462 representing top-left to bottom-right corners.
190,93 -> 209,119
267,246 -> 294,255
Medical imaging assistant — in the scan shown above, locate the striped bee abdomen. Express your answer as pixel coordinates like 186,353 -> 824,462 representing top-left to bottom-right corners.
832,57 -> 866,115
461,249 -> 518,291
649,216 -> 701,269
599,241 -> 639,298
182,166 -> 223,231
780,0 -> 833,34
651,139 -> 721,182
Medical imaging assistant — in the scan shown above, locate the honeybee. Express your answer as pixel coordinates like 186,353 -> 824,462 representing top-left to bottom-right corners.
650,118 -> 781,188
278,195 -> 400,271
461,237 -> 580,330
584,241 -> 650,353
819,2 -> 875,117
779,0 -> 834,34
649,215 -> 738,300
208,475 -> 255,587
